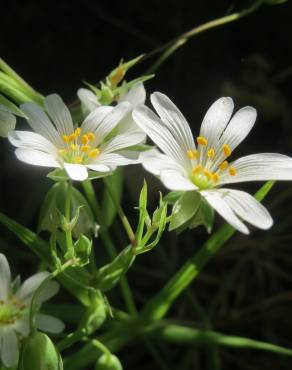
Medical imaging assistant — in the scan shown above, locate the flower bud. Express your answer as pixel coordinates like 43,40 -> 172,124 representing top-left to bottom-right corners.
18,332 -> 63,370
95,353 -> 122,370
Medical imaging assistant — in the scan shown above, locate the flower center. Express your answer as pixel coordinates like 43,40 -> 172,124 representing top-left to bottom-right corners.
59,128 -> 100,164
0,296 -> 27,325
187,137 -> 237,189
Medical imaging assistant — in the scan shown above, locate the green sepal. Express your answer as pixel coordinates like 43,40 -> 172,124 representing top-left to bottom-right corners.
163,191 -> 184,204
77,291 -> 107,336
187,197 -> 214,233
169,191 -> 201,231
95,353 -> 123,370
18,332 -> 63,370
0,94 -> 26,117
74,234 -> 92,266
93,246 -> 135,292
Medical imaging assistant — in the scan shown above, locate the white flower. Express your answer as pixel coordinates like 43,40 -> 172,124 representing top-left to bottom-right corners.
0,107 -> 16,138
8,94 -> 145,181
133,93 -> 292,234
78,83 -> 146,140
0,253 -> 64,367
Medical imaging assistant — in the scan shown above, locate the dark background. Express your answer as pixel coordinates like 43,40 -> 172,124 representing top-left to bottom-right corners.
1,1 -> 292,369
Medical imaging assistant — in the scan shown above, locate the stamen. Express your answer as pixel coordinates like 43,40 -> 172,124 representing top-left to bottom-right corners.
81,134 -> 89,144
203,169 -> 212,180
212,173 -> 220,183
196,136 -> 208,146
223,144 -> 232,157
219,160 -> 228,171
88,148 -> 100,158
74,128 -> 81,137
70,144 -> 78,151
63,135 -> 70,143
68,133 -> 76,142
87,132 -> 95,141
81,145 -> 90,152
74,156 -> 83,164
207,148 -> 215,159
192,165 -> 203,174
229,166 -> 236,176
187,149 -> 197,160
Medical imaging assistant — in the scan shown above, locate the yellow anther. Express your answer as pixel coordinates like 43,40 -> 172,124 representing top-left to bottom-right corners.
81,134 -> 89,144
74,156 -> 83,164
187,149 -> 198,159
75,127 -> 81,137
88,148 -> 100,158
219,160 -> 228,171
87,132 -> 95,141
223,144 -> 232,157
196,136 -> 208,146
70,144 -> 78,151
207,148 -> 215,159
63,135 -> 70,143
203,169 -> 212,180
69,133 -> 76,142
58,149 -> 67,156
81,145 -> 90,152
212,173 -> 220,183
192,165 -> 203,174
229,166 -> 236,176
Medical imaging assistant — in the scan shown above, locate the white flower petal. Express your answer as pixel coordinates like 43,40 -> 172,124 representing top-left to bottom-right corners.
13,317 -> 30,336
92,153 -> 138,167
100,132 -> 146,154
0,254 -> 11,300
21,102 -> 61,146
199,97 -> 234,148
15,148 -> 60,168
81,106 -> 112,134
217,188 -> 273,230
64,163 -> 88,181
0,111 -> 16,137
219,153 -> 292,185
201,190 -> 249,234
35,314 -> 65,334
120,83 -> 146,107
133,105 -> 188,168
37,280 -> 59,304
212,106 -> 257,169
86,163 -> 112,172
45,94 -> 74,135
1,329 -> 18,367
160,169 -> 197,191
16,271 -> 49,303
140,148 -> 184,176
151,92 -> 195,153
77,88 -> 100,114
9,130 -> 57,154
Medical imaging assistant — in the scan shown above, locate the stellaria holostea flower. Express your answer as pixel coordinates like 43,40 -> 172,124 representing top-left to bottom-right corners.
8,94 -> 145,181
133,92 -> 292,234
0,253 -> 64,367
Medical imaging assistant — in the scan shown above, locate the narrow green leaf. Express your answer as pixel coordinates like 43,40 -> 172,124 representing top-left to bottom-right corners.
158,324 -> 292,357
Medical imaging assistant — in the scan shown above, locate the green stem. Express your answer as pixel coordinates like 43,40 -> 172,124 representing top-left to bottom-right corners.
65,181 -> 74,257
144,0 -> 264,73
82,180 -> 137,317
103,177 -> 136,245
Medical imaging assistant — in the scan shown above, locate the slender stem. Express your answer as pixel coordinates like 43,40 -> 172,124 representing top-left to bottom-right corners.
103,177 -> 136,245
82,180 -> 138,317
64,181 -> 74,257
144,0 -> 264,73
